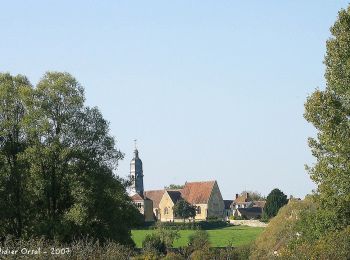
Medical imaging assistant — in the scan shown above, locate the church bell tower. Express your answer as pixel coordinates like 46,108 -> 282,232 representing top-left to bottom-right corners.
130,141 -> 144,195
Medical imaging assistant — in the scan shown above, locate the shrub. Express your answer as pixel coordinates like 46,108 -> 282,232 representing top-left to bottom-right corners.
142,233 -> 166,255
162,252 -> 185,260
188,230 -> 210,251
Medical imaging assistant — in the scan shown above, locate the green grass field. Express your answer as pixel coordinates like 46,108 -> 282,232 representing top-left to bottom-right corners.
132,226 -> 264,248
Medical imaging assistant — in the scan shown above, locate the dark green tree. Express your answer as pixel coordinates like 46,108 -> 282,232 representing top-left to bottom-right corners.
263,188 -> 288,219
304,5 -> 350,227
173,199 -> 196,221
0,71 -> 142,244
0,73 -> 33,238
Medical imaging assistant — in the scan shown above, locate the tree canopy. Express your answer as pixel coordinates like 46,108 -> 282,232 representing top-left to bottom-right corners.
0,72 -> 142,244
263,188 -> 288,219
304,5 -> 350,227
173,199 -> 196,221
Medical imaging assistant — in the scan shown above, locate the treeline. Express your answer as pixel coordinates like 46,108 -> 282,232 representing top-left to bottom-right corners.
0,72 -> 142,245
251,6 -> 350,259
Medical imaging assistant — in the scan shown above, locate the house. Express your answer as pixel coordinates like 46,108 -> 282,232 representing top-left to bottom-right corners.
232,192 -> 253,209
230,193 -> 266,220
158,180 -> 225,222
143,189 -> 165,220
131,193 -> 154,222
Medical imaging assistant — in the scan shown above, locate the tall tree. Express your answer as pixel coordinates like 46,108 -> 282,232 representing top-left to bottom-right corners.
0,73 -> 32,237
263,188 -> 288,219
0,71 -> 142,244
304,6 -> 350,227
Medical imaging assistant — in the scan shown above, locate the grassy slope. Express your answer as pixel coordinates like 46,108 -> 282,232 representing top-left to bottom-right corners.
132,226 -> 264,248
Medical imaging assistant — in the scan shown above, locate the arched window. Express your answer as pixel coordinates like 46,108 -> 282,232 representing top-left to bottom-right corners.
164,207 -> 168,215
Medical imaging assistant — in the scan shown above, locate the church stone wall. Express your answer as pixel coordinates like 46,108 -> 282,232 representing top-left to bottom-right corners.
207,182 -> 225,219
159,192 -> 175,222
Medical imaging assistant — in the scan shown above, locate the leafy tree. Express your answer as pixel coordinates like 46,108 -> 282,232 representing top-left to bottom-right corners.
0,71 -> 142,244
240,190 -> 265,201
173,199 -> 196,221
0,73 -> 33,238
164,184 -> 184,189
263,188 -> 288,219
304,5 -> 350,227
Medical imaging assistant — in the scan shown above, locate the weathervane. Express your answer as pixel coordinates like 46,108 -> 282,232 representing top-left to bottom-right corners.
134,139 -> 137,150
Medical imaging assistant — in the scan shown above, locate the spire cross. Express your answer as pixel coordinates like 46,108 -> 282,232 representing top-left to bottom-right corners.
134,139 -> 137,150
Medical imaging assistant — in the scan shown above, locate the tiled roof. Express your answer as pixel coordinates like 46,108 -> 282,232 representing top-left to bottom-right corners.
253,200 -> 266,208
144,190 -> 165,208
181,181 -> 216,204
166,190 -> 182,204
131,193 -> 144,201
224,200 -> 233,209
234,193 -> 250,203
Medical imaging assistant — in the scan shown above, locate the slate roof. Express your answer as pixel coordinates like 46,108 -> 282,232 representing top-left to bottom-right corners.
224,200 -> 233,209
144,190 -> 165,208
180,181 -> 216,204
237,207 -> 263,219
166,190 -> 182,204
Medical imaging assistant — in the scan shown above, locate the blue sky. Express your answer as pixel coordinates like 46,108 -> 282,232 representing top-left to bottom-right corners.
1,1 -> 348,199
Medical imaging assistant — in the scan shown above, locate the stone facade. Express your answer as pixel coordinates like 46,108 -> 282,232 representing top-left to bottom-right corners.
157,181 -> 225,222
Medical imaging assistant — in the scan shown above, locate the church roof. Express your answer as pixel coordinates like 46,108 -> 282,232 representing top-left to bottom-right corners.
144,190 -> 164,208
166,190 -> 182,204
181,181 -> 216,204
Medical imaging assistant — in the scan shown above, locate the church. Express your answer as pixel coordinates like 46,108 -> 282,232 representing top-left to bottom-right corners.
129,147 -> 225,222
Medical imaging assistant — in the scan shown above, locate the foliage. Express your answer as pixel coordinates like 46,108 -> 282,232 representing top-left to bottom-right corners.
155,223 -> 180,248
250,199 -> 314,260
263,188 -> 288,219
162,252 -> 185,260
304,4 -> 350,228
279,226 -> 350,260
0,72 -> 142,244
173,199 -> 196,221
164,184 -> 184,189
142,233 -> 167,255
0,236 -> 133,260
188,230 -> 210,251
240,190 -> 265,201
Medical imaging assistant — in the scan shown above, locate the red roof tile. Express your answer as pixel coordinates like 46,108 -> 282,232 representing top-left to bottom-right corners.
181,181 -> 216,204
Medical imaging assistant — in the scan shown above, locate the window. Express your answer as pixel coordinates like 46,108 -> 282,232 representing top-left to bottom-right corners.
196,206 -> 201,214
164,207 -> 168,215
137,203 -> 142,208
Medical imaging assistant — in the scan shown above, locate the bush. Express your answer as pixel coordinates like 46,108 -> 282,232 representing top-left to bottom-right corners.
142,234 -> 167,255
0,236 -> 134,259
188,230 -> 210,251
162,251 -> 185,260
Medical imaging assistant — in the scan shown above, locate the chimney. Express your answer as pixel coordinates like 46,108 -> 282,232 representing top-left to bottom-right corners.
235,194 -> 239,199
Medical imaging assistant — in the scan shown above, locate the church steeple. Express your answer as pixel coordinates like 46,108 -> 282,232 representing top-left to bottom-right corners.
130,141 -> 144,195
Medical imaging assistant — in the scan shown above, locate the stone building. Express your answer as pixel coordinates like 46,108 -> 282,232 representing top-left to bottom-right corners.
129,147 -> 225,222
158,181 -> 225,221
